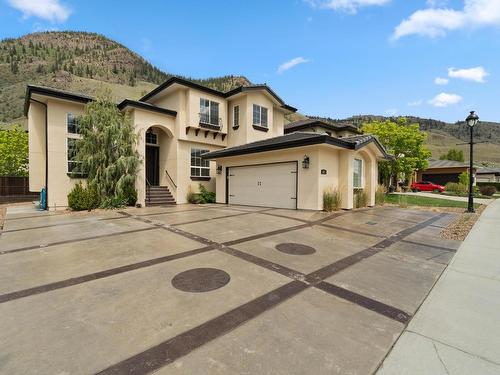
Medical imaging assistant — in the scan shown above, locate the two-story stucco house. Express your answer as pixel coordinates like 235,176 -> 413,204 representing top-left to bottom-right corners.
25,77 -> 390,211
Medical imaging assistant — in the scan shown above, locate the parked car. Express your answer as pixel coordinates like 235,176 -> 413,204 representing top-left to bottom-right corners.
411,181 -> 445,193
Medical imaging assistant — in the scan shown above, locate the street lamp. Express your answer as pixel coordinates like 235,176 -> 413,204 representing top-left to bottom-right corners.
465,110 -> 479,213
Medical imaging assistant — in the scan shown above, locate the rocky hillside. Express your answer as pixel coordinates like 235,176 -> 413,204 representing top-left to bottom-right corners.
306,115 -> 500,165
0,31 -> 250,122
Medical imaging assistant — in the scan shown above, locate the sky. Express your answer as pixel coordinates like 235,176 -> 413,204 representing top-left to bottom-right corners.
1,0 -> 500,123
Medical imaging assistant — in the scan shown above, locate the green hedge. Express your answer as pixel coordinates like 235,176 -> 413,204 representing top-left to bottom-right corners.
477,182 -> 500,190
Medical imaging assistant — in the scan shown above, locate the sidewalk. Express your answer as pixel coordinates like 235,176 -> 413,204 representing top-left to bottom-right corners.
377,199 -> 500,374
394,191 -> 493,205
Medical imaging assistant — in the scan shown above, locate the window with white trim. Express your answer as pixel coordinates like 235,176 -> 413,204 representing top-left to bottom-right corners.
253,104 -> 268,127
353,158 -> 363,188
67,113 -> 81,134
190,148 -> 210,177
67,138 -> 83,175
233,105 -> 239,128
200,98 -> 220,126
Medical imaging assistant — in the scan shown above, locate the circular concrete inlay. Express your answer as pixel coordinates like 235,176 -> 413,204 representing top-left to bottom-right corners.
275,243 -> 316,255
171,268 -> 230,293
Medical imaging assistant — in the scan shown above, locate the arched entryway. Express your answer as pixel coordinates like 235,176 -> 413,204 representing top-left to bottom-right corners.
143,125 -> 176,206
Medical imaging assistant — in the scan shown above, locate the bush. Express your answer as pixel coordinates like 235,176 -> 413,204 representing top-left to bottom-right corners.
479,185 -> 497,197
398,194 -> 408,208
354,189 -> 368,209
186,186 -> 199,204
375,185 -> 386,205
445,182 -> 467,195
121,181 -> 137,206
68,183 -> 100,211
458,172 -> 469,186
198,184 -> 216,204
323,188 -> 342,212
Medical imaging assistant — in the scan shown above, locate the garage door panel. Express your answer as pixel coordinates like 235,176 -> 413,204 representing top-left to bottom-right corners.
228,163 -> 297,209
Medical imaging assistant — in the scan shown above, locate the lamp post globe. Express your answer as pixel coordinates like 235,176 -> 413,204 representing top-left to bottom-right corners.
465,111 -> 479,213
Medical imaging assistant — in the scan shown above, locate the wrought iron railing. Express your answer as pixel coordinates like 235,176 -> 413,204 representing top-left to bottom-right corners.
165,170 -> 177,190
199,113 -> 222,130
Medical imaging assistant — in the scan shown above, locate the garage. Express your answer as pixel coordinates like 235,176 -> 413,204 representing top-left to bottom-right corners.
227,162 -> 297,209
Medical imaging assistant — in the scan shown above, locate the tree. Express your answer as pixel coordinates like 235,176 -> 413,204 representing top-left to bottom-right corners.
76,91 -> 140,207
0,125 -> 29,176
439,148 -> 464,162
361,118 -> 431,187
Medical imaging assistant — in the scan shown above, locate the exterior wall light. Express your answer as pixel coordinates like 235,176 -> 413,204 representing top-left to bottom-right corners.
302,155 -> 310,169
216,165 -> 223,174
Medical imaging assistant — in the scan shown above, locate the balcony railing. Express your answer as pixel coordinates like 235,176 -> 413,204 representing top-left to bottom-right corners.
199,113 -> 222,130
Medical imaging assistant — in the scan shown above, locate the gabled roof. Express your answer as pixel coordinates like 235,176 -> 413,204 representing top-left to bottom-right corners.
202,131 -> 391,160
24,85 -> 93,115
117,99 -> 177,117
139,76 -> 297,112
285,119 -> 360,134
427,159 -> 469,169
24,85 -> 176,117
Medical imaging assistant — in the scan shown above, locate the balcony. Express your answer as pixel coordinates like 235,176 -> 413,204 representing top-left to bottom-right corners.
199,113 -> 222,131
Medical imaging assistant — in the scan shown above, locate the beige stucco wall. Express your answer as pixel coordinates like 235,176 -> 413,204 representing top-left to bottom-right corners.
227,96 -> 248,148
45,99 -> 86,209
212,144 -> 381,211
28,100 -> 46,192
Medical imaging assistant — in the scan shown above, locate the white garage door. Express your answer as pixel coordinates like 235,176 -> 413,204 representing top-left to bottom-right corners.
228,162 -> 297,209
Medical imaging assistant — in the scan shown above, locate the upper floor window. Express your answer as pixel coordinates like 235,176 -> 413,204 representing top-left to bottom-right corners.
233,105 -> 240,128
191,148 -> 210,178
67,113 -> 81,134
353,158 -> 363,188
253,104 -> 268,127
200,98 -> 220,126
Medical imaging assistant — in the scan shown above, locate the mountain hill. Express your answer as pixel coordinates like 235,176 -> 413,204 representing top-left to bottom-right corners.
306,115 -> 500,165
0,31 -> 250,122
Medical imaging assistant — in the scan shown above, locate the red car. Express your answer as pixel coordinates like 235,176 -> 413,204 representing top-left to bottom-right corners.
411,181 -> 445,193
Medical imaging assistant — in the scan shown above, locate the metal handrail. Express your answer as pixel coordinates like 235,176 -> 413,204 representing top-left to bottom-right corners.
165,170 -> 177,190
198,113 -> 222,129
145,177 -> 151,203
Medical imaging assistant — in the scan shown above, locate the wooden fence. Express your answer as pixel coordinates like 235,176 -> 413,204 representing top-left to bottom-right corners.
0,176 -> 39,202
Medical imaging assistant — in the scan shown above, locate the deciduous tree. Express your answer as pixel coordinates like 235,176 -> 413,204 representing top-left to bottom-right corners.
0,125 -> 28,176
361,118 -> 431,187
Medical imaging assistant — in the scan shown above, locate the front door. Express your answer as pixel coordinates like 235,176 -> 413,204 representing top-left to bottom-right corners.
146,145 -> 160,186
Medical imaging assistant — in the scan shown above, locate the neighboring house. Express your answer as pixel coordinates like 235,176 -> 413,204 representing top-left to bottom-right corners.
476,168 -> 500,183
415,159 -> 476,186
25,77 -> 390,211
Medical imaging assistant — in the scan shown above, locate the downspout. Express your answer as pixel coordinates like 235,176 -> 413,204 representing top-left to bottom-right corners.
30,98 -> 48,210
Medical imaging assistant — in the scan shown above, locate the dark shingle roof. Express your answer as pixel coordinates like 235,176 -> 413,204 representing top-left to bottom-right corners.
284,119 -> 360,134
427,159 -> 469,169
203,132 -> 391,159
476,167 -> 500,175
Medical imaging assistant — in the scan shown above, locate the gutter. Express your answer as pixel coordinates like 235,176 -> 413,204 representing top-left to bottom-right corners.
29,98 -> 48,210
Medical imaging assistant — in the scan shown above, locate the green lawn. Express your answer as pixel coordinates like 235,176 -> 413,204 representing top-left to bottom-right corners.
386,194 -> 481,209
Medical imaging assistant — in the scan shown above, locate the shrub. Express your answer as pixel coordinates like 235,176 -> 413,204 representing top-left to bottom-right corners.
375,185 -> 386,205
68,183 -> 100,211
458,172 -> 469,186
198,184 -> 216,204
354,189 -> 368,209
323,188 -> 342,212
445,182 -> 467,195
398,194 -> 408,208
121,181 -> 137,206
479,185 -> 497,197
186,186 -> 199,204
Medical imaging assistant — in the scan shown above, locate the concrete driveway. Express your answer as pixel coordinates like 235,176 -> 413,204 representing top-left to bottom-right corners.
0,204 -> 462,374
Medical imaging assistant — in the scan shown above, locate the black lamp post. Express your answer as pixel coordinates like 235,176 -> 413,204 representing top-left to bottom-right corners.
465,110 -> 479,213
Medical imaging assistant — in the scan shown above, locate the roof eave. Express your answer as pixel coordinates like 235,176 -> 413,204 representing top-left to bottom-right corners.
24,85 -> 93,116
117,99 -> 177,117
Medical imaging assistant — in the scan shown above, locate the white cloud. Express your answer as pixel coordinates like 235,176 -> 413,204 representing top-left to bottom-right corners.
434,77 -> 449,85
448,66 -> 489,83
429,93 -> 463,107
8,0 -> 71,23
305,0 -> 390,13
385,108 -> 398,116
408,99 -> 423,106
277,57 -> 310,74
392,0 -> 500,39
